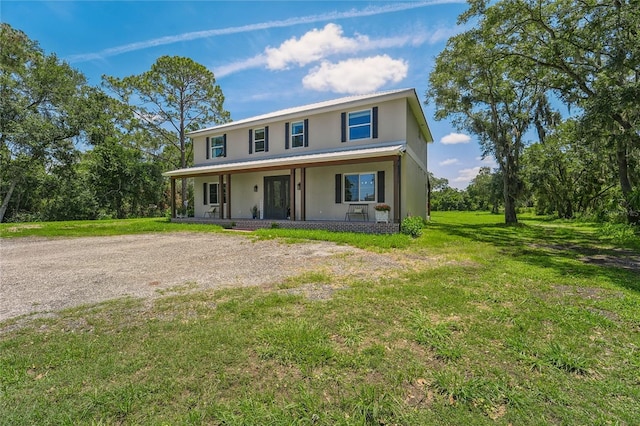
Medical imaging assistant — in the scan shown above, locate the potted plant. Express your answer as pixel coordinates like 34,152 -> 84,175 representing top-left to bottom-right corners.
374,203 -> 390,223
251,204 -> 259,219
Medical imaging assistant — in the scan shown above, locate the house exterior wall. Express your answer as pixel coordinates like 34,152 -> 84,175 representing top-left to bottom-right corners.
194,160 -> 395,221
181,90 -> 431,224
401,153 -> 428,220
402,99 -> 429,220
192,98 -> 408,167
304,160 -> 394,221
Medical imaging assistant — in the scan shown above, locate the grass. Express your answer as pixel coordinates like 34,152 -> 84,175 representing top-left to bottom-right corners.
1,211 -> 639,424
0,217 -> 224,238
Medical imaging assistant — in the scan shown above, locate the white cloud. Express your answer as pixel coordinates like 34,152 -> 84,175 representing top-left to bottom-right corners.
302,55 -> 408,94
215,54 -> 267,78
439,158 -> 459,166
453,167 -> 482,183
217,25 -> 432,78
67,0 -> 465,63
440,133 -> 471,145
265,23 -> 365,70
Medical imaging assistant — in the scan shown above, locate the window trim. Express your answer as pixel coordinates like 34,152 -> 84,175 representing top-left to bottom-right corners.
210,135 -> 225,158
291,120 -> 304,148
208,182 -> 227,205
348,109 -> 372,141
254,127 -> 265,153
343,171 -> 376,203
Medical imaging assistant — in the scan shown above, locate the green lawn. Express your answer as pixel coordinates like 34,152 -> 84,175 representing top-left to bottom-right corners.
1,212 -> 639,425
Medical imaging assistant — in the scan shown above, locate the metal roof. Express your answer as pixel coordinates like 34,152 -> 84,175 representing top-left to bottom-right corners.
163,143 -> 406,178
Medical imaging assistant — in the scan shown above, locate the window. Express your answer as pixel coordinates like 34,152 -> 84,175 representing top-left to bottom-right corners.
254,128 -> 265,152
344,173 -> 376,202
348,110 -> 371,140
208,183 -> 226,204
211,135 -> 225,158
291,121 -> 304,148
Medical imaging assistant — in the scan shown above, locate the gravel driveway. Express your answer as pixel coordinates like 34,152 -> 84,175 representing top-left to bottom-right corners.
0,233 -> 401,324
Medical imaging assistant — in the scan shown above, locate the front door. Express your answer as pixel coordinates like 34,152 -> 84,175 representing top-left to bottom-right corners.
264,175 -> 290,219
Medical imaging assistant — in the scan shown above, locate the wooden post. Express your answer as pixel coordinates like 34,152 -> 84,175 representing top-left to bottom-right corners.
290,168 -> 296,221
394,156 -> 401,223
226,173 -> 232,219
300,168 -> 306,221
171,178 -> 176,219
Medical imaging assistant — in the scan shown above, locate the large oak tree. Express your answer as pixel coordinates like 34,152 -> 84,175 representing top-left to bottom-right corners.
463,0 -> 639,223
428,28 -> 552,223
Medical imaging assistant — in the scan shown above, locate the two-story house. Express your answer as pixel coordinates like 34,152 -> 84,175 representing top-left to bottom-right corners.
163,88 -> 433,232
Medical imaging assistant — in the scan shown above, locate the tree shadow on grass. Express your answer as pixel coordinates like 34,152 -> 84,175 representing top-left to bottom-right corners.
427,220 -> 640,294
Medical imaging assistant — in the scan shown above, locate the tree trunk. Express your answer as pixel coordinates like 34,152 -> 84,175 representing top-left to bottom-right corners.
616,139 -> 638,225
0,180 -> 17,223
503,170 -> 518,224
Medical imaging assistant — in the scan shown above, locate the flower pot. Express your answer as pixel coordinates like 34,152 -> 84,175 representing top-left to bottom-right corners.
375,210 -> 389,223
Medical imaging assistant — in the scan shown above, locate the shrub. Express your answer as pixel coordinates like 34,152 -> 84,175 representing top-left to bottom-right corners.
401,216 -> 424,238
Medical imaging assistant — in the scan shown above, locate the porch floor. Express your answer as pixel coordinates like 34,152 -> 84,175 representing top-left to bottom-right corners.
172,217 -> 399,234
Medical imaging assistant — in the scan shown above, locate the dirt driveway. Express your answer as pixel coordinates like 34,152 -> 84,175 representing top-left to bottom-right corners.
0,233 -> 402,324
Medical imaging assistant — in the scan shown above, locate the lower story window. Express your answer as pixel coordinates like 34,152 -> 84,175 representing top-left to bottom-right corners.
344,172 -> 375,202
209,183 -> 226,204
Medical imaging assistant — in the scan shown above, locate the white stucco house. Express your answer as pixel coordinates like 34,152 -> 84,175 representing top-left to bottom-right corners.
163,88 -> 433,233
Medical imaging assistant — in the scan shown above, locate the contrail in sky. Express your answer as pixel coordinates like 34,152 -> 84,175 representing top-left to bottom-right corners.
66,0 -> 465,63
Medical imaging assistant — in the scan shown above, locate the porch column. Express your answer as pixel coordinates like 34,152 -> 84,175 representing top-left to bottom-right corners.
170,178 -> 176,219
300,167 -> 306,221
217,175 -> 223,219
226,173 -> 232,219
290,168 -> 296,221
394,156 -> 401,223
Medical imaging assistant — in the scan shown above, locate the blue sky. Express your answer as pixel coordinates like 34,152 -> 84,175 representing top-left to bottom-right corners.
3,0 -> 497,188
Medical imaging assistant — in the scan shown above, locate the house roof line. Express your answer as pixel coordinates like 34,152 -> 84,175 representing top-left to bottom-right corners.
188,88 -> 433,143
163,143 -> 406,178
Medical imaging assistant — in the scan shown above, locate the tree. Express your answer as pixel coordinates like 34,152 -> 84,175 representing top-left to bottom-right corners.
463,0 -> 640,223
466,166 -> 502,213
522,119 -> 618,219
0,24 -> 89,222
104,56 -> 230,213
427,27 -> 552,223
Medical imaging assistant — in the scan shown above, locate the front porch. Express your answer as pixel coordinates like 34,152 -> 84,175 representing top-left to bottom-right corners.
172,217 -> 400,234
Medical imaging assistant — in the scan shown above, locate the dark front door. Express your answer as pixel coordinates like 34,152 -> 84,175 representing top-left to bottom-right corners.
264,175 -> 290,220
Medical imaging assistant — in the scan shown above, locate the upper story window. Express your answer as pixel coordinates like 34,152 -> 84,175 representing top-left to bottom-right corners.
254,128 -> 265,152
249,126 -> 268,154
211,135 -> 225,158
206,134 -> 226,159
341,107 -> 377,142
286,119 -> 308,149
348,110 -> 372,140
291,121 -> 305,148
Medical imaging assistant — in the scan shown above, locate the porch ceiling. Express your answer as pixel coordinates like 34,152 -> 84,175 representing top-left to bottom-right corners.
163,144 -> 406,178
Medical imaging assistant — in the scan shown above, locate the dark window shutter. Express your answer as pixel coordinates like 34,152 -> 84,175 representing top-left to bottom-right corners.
377,170 -> 385,202
335,174 -> 342,204
285,122 -> 290,149
265,126 -> 269,152
341,112 -> 346,142
206,137 -> 210,160
223,134 -> 227,157
248,129 -> 253,154
304,118 -> 309,147
203,182 -> 208,205
372,106 -> 378,139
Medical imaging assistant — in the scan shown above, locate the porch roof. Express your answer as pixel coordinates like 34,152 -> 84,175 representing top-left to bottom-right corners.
163,143 -> 406,178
